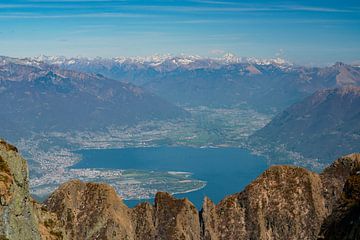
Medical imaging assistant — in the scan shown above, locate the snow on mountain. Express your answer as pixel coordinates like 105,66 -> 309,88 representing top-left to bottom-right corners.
243,56 -> 291,66
219,53 -> 241,63
29,53 -> 291,71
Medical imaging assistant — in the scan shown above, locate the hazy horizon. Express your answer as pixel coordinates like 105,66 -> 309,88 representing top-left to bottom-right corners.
2,53 -> 359,68
1,0 -> 360,66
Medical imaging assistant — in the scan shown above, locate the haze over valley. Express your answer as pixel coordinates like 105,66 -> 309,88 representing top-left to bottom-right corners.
1,54 -> 359,203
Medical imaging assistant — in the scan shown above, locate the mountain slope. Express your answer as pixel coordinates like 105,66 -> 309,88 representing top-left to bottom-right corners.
33,55 -> 360,112
250,87 -> 360,168
0,57 -> 188,136
143,62 -> 360,112
1,139 -> 359,240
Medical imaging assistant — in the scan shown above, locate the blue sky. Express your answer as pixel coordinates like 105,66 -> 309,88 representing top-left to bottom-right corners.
0,0 -> 359,65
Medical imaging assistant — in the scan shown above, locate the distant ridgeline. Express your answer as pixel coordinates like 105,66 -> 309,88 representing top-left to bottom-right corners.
32,56 -> 360,112
3,56 -> 360,113
0,56 -> 188,136
0,139 -> 359,239
1,55 -> 360,169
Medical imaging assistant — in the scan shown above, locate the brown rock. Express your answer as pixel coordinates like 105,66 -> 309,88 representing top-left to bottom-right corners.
132,202 -> 156,240
44,184 -> 201,240
202,166 -> 327,240
44,180 -> 134,240
32,201 -> 65,240
320,153 -> 360,214
0,140 -> 42,240
318,166 -> 360,239
154,192 -> 200,240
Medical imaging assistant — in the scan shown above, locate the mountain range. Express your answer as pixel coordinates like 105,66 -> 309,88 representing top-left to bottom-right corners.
31,55 -> 360,112
0,56 -> 188,136
1,55 -> 360,169
31,53 -> 290,73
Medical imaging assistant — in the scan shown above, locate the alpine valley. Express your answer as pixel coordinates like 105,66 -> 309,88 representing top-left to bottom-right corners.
0,54 -> 360,211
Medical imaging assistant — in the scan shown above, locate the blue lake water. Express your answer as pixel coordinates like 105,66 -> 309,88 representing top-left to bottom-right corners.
73,147 -> 268,209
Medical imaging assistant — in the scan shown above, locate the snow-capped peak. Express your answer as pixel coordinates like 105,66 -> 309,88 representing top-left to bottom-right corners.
220,53 -> 241,63
26,53 -> 291,71
243,56 -> 291,66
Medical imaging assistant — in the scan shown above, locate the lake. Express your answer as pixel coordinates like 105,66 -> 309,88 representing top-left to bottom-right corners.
73,147 -> 268,209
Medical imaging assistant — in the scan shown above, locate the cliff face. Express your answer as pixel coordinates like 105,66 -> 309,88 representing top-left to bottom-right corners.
318,154 -> 360,240
320,153 -> 360,214
0,140 -> 64,240
201,166 -> 327,240
44,180 -> 134,240
0,139 -> 359,240
200,154 -> 360,240
318,174 -> 360,240
0,139 -> 40,240
44,185 -> 200,240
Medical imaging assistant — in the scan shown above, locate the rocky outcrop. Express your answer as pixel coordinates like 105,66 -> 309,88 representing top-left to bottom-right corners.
318,173 -> 360,239
200,153 -> 360,240
153,192 -> 200,240
42,153 -> 360,240
0,139 -> 64,240
131,202 -> 155,240
0,139 -> 359,240
32,201 -> 65,240
320,153 -> 360,214
44,180 -> 134,240
44,186 -> 200,240
201,166 -> 327,240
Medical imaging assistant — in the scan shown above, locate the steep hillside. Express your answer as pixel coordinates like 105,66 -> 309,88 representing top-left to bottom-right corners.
0,139 -> 359,239
0,57 -> 188,136
250,87 -> 360,168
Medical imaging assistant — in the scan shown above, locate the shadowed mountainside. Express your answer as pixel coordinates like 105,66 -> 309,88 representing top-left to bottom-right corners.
39,56 -> 360,113
0,56 -> 188,137
4,56 -> 360,114
250,86 -> 360,168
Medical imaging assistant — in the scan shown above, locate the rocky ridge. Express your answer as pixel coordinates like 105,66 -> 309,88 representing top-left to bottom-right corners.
318,172 -> 360,239
0,139 -> 359,239
0,139 -> 64,240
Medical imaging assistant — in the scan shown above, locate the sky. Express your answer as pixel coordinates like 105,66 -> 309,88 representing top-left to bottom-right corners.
0,0 -> 359,65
